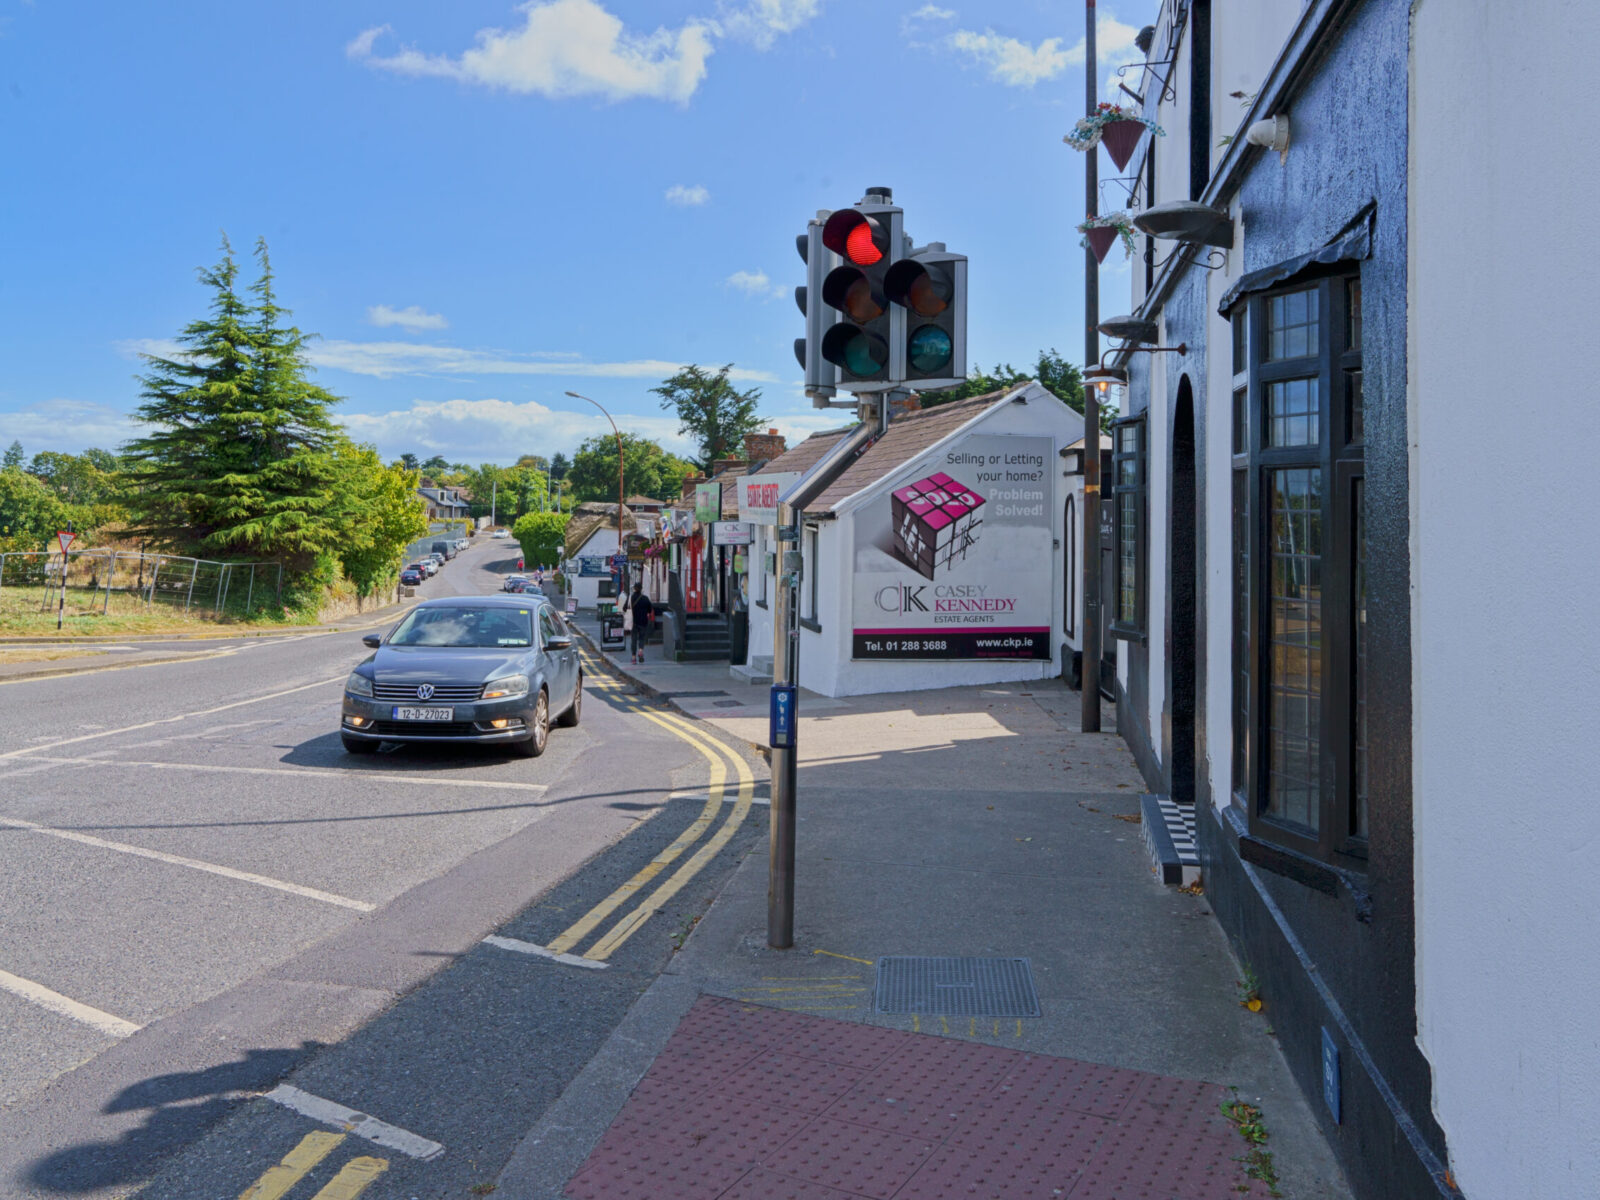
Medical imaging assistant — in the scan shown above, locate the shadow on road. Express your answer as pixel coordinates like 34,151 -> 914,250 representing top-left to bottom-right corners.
24,1043 -> 323,1196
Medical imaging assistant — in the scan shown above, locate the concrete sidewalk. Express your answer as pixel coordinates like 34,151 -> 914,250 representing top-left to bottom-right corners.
502,624 -> 1352,1199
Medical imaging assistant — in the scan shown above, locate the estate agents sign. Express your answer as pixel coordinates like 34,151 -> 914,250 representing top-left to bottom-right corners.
851,433 -> 1053,660
739,472 -> 800,526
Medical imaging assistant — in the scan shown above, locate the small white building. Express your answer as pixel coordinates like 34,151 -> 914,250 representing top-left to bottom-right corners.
743,382 -> 1085,698
561,503 -> 633,611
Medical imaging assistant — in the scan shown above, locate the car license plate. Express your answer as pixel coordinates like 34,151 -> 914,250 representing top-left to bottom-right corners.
392,706 -> 453,721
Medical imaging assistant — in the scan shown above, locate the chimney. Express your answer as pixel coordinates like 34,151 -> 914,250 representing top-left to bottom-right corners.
743,429 -> 788,463
711,457 -> 748,478
889,392 -> 923,421
680,474 -> 705,502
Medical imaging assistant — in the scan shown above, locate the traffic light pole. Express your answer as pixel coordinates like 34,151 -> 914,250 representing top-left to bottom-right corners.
1081,0 -> 1103,734
768,397 -> 882,949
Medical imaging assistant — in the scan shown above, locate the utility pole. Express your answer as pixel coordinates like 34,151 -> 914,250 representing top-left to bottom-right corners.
566,391 -> 626,591
1081,0 -> 1103,733
491,479 -> 497,528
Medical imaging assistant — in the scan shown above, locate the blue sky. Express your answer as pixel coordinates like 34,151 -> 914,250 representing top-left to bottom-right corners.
0,0 -> 1143,466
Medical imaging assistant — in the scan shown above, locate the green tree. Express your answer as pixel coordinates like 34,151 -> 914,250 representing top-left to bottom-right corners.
421,455 -> 450,472
3,441 -> 24,469
332,444 -> 430,598
549,451 -> 571,481
122,237 -> 344,562
28,450 -> 123,507
512,511 -> 569,571
651,364 -> 764,471
0,467 -> 70,551
399,452 -> 419,470
515,454 -> 550,473
567,432 -> 693,504
924,348 -> 1089,420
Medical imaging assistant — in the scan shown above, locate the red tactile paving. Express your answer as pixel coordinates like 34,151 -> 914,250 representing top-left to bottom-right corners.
564,995 -> 1277,1200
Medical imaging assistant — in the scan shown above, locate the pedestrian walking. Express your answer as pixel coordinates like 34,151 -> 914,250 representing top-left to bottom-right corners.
516,556 -> 524,572
627,583 -> 654,664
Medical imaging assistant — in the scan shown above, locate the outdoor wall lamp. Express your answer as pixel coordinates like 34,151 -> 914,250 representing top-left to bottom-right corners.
1097,315 -> 1160,344
1083,365 -> 1129,396
1100,343 -> 1186,372
1134,200 -> 1233,272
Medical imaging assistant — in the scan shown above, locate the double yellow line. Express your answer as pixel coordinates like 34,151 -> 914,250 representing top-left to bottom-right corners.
552,653 -> 755,962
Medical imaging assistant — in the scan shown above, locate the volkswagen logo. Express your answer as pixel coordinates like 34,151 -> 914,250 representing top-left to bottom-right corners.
415,683 -> 435,701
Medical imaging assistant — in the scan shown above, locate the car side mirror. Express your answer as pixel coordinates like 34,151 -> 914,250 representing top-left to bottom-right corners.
362,634 -> 382,649
545,636 -> 572,650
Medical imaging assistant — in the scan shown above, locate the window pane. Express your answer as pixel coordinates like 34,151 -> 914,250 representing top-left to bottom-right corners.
1265,468 -> 1322,832
1347,370 -> 1364,444
1346,277 -> 1362,352
1267,287 -> 1320,360
1232,469 -> 1249,793
1267,378 -> 1321,447
1232,313 -> 1246,375
1353,477 -> 1368,839
1119,491 -> 1138,624
1233,388 -> 1247,455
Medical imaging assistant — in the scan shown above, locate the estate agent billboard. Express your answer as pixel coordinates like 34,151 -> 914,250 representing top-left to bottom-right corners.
851,433 -> 1053,660
739,472 -> 800,526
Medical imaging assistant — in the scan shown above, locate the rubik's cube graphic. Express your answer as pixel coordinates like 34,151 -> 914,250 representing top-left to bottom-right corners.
891,473 -> 986,580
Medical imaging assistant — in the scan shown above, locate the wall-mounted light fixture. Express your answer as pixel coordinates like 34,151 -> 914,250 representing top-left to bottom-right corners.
1245,113 -> 1291,162
1133,201 -> 1233,272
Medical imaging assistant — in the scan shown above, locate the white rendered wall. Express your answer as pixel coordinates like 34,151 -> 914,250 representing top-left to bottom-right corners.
1204,208 -> 1246,807
1410,3 -> 1600,1195
1209,0 -> 1305,175
745,523 -> 776,667
566,528 -> 620,610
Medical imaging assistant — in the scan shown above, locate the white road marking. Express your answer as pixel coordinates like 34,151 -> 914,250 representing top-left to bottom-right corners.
24,756 -> 549,793
0,967 -> 141,1038
482,935 -> 609,970
0,675 -> 347,760
264,1084 -> 445,1161
669,789 -> 771,807
0,817 -> 376,912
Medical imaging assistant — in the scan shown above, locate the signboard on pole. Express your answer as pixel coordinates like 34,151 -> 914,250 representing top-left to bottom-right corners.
739,472 -> 800,526
694,483 -> 722,524
711,521 -> 752,547
851,434 -> 1054,661
769,685 -> 797,749
57,530 -> 75,556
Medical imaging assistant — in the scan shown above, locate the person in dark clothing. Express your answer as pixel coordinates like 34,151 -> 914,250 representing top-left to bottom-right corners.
627,584 -> 654,664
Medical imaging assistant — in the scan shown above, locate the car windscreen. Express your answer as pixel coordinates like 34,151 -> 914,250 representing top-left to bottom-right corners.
388,606 -> 534,648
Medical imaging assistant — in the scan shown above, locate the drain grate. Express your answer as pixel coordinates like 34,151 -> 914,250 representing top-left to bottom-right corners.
874,956 -> 1041,1018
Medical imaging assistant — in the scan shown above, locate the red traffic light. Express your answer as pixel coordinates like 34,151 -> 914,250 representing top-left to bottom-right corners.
822,209 -> 888,267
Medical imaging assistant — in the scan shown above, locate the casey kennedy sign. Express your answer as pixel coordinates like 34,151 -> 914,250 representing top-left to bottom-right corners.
738,472 -> 800,526
851,433 -> 1053,661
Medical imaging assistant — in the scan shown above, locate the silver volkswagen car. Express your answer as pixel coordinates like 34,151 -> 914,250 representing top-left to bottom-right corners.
340,595 -> 582,757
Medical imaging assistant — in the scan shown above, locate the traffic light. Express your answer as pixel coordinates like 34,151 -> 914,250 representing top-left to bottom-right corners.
794,216 -> 838,403
818,189 -> 904,391
886,244 -> 967,390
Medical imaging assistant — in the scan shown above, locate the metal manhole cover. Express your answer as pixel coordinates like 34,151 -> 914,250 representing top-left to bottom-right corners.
874,956 -> 1041,1018
712,700 -> 747,708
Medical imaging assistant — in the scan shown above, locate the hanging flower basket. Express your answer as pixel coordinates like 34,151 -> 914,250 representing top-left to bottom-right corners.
1077,212 -> 1139,263
1064,103 -> 1165,170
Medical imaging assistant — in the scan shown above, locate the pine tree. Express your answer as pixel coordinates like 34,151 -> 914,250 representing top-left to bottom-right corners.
3,441 -> 24,469
123,237 -> 344,562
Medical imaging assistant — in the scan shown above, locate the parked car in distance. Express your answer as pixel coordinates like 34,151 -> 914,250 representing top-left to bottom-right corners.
399,567 -> 424,587
427,553 -> 446,570
431,540 -> 457,561
491,530 -> 510,539
341,595 -> 582,757
503,574 -> 528,592
455,538 -> 468,551
414,559 -> 438,577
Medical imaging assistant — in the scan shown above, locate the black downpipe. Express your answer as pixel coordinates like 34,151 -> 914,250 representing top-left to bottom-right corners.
1190,0 -> 1212,201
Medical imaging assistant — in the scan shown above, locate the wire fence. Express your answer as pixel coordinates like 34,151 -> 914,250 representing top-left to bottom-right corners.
0,550 -> 283,620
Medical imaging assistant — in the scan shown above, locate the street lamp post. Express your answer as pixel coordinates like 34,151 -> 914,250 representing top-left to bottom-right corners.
566,390 -> 626,590
1082,0 -> 1102,734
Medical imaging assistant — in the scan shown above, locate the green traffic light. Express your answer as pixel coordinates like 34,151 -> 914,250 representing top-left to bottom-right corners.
845,333 -> 886,376
908,326 -> 952,373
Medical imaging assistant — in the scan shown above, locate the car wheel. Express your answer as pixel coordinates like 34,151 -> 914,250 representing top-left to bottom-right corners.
342,733 -> 379,755
556,673 -> 582,727
512,688 -> 550,757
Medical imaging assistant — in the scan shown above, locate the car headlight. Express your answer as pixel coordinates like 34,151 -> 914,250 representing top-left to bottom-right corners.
345,671 -> 374,697
482,674 -> 530,700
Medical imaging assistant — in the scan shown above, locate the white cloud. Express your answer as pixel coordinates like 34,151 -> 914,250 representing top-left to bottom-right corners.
367,304 -> 449,332
338,396 -> 700,460
117,338 -> 778,385
725,270 -> 785,300
665,183 -> 710,206
0,399 -> 138,454
345,24 -> 391,58
943,13 -> 1142,88
906,5 -> 955,23
716,0 -> 821,50
347,0 -> 715,105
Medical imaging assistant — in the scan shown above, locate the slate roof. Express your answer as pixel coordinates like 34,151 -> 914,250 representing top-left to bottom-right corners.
802,386 -> 1021,515
563,502 -> 635,559
746,428 -> 855,480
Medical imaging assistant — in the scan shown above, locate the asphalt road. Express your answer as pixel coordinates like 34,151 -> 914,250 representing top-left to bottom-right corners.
0,537 -> 768,1199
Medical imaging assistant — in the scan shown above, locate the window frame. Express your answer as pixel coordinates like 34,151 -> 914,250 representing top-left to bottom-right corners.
1238,271 -> 1366,868
799,523 -> 821,632
1110,414 -> 1148,641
